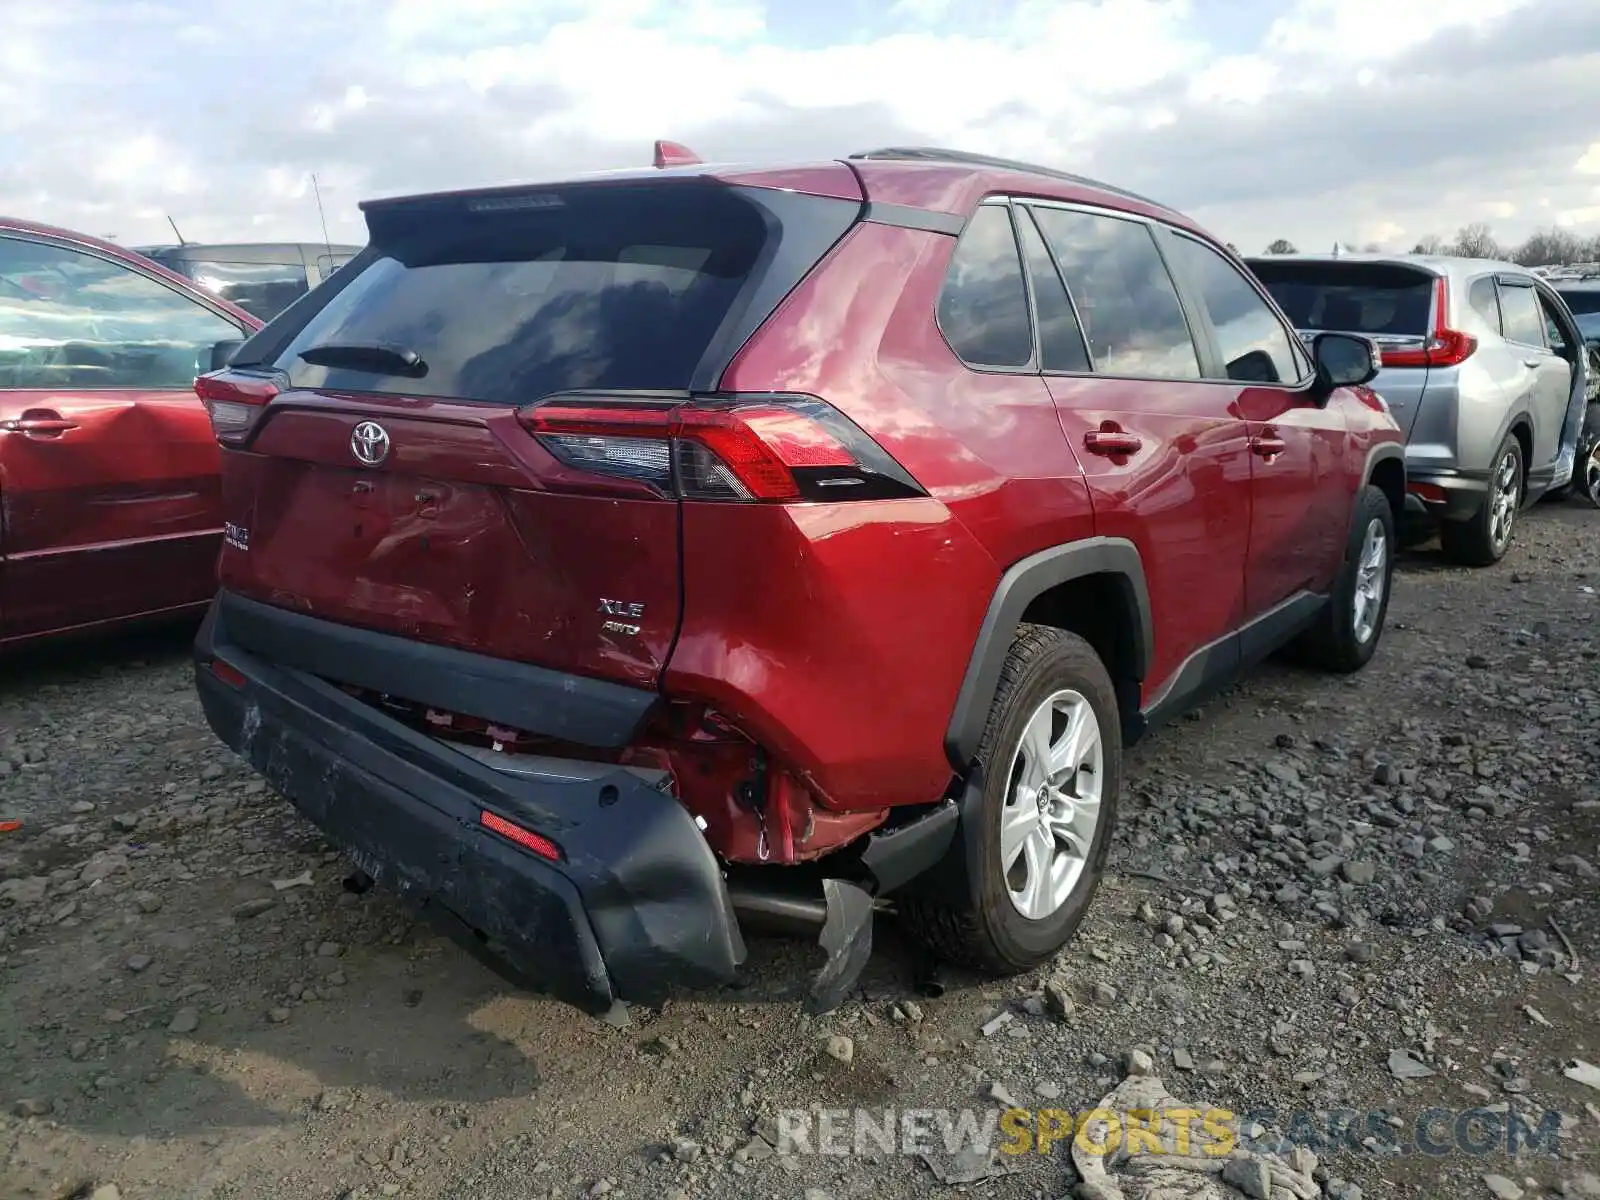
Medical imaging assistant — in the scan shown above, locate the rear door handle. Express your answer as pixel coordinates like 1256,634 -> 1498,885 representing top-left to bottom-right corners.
1083,430 -> 1143,456
1523,357 -> 1544,369
1250,435 -> 1287,458
1,414 -> 78,436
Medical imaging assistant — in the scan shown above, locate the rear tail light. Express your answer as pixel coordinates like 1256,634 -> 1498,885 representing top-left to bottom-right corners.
516,394 -> 926,503
480,809 -> 563,862
195,369 -> 282,445
1380,277 -> 1478,368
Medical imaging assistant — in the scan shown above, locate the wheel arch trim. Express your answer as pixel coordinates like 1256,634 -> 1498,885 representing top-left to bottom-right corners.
943,537 -> 1152,772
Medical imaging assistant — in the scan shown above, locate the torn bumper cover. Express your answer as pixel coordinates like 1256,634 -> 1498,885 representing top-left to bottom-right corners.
193,592 -> 748,1015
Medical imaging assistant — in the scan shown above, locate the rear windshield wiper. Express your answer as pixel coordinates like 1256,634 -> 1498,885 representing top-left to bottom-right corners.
297,342 -> 428,377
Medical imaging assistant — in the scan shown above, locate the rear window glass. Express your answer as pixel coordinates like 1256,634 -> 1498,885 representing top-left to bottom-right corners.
1248,262 -> 1435,337
263,182 -> 846,403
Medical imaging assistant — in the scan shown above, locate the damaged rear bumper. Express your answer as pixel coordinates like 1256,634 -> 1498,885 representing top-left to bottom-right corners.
193,592 -> 746,1015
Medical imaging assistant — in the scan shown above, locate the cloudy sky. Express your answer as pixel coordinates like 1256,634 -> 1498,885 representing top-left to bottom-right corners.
3,0 -> 1598,254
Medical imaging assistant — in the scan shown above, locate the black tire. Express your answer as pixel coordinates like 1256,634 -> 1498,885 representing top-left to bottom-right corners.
898,625 -> 1120,974
1295,484 -> 1396,674
1440,433 -> 1522,566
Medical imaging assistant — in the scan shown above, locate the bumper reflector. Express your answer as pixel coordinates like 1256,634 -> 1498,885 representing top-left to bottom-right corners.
480,809 -> 563,862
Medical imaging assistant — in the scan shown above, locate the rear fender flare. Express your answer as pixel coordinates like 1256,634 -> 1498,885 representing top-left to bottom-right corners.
943,537 -> 1152,772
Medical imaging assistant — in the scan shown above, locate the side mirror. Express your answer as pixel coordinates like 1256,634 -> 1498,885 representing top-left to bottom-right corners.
1312,331 -> 1381,397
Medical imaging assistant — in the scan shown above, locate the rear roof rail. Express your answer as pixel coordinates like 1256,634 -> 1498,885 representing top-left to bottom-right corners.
847,146 -> 1178,215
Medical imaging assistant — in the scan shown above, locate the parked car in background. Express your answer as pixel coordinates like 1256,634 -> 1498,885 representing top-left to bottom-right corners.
1246,253 -> 1589,564
135,242 -> 362,322
190,143 -> 1404,1019
0,217 -> 261,648
1553,278 -> 1600,350
1552,279 -> 1600,503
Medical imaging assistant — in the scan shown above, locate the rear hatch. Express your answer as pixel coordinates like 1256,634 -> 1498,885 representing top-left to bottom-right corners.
1246,258 -> 1441,438
203,173 -> 863,692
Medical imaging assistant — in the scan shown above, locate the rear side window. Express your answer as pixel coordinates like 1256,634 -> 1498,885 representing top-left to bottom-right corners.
0,236 -> 243,390
1249,261 -> 1434,336
937,205 -> 1033,369
180,259 -> 310,321
257,182 -> 856,402
1466,277 -> 1502,336
1031,207 -> 1200,379
1016,209 -> 1090,373
1167,235 -> 1301,384
1498,283 -> 1545,346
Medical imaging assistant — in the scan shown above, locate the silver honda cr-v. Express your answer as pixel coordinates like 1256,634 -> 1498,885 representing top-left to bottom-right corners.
1247,254 -> 1590,565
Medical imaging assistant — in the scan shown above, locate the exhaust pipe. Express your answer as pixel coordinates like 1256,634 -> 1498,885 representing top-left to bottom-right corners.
727,878 -> 880,1014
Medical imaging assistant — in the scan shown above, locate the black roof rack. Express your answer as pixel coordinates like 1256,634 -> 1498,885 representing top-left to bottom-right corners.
848,146 -> 1176,214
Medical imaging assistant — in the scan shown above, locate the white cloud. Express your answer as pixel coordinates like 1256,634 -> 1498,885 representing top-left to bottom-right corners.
1,0 -> 1598,258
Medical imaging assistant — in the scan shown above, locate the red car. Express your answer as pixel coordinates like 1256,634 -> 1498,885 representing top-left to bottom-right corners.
191,145 -> 1404,1017
0,219 -> 260,647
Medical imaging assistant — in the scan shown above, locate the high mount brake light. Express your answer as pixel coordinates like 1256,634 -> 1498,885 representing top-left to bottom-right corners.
516,395 -> 925,503
195,370 -> 281,444
1380,277 -> 1478,368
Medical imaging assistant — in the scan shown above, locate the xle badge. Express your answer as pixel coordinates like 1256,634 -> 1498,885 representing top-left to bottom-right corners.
598,598 -> 644,637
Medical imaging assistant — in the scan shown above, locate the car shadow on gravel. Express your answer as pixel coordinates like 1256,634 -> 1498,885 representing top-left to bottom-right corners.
0,619 -> 199,698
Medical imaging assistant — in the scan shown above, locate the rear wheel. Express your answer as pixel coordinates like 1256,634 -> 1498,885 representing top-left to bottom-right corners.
1295,484 -> 1395,673
1579,431 -> 1600,506
1440,434 -> 1522,565
898,625 -> 1120,974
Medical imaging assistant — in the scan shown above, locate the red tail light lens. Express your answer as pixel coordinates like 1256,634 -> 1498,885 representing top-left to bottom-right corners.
516,394 -> 924,503
480,809 -> 563,862
195,370 -> 281,445
1380,277 -> 1478,368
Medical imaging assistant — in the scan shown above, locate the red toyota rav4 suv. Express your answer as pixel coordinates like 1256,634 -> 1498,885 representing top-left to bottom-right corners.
192,145 -> 1404,1017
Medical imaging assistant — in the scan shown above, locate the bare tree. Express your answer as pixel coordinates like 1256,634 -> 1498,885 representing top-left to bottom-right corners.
1450,223 -> 1501,259
1510,227 -> 1584,266
1361,242 -> 1383,253
1263,238 -> 1297,255
1410,234 -> 1445,255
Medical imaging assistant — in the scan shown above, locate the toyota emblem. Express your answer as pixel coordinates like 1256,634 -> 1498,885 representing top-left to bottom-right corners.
350,421 -> 390,467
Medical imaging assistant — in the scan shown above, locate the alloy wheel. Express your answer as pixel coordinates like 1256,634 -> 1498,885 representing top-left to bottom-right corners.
1352,517 -> 1388,644
1000,689 -> 1103,920
1488,448 -> 1520,553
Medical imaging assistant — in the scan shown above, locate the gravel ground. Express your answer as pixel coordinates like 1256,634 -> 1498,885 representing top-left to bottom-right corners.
1,503 -> 1597,1200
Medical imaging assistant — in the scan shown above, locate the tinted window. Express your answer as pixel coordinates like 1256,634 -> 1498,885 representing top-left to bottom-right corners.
1466,277 -> 1501,336
1498,284 -> 1545,346
1031,208 -> 1199,379
1556,288 -> 1600,315
1017,210 -> 1089,372
266,183 -> 853,402
0,237 -> 242,390
937,205 -> 1033,368
1168,235 -> 1300,384
1249,261 -> 1434,336
181,260 -> 310,321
